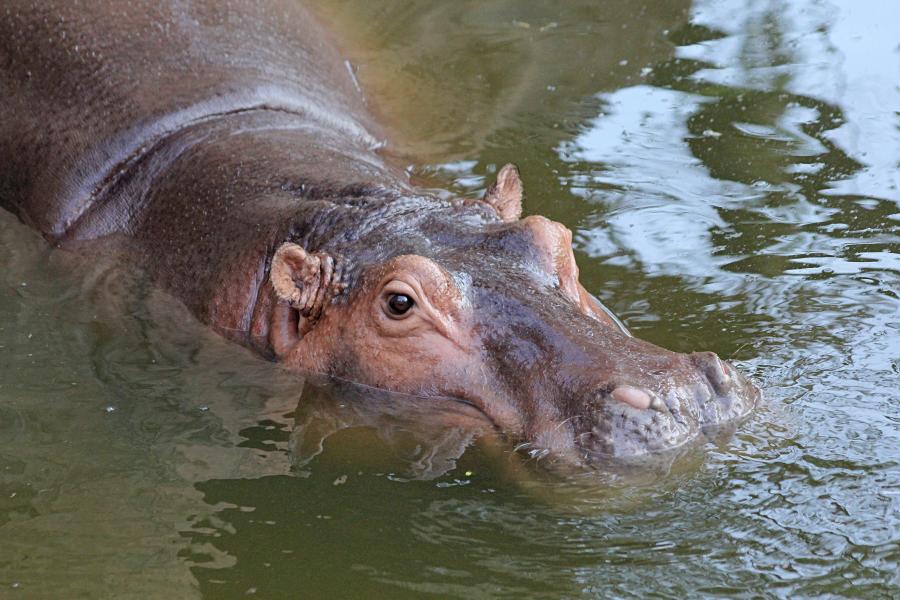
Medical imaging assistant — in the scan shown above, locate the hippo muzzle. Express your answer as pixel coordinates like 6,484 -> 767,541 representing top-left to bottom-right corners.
466,281 -> 760,464
581,352 -> 760,460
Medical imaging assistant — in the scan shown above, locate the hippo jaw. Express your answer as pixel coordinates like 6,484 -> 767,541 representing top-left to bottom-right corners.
262,165 -> 761,466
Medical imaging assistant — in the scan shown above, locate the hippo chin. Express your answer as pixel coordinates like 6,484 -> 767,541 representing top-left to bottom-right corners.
0,0 -> 759,466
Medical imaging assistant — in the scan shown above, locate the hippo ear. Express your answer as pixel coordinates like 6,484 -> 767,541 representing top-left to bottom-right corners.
483,163 -> 524,222
270,242 -> 345,324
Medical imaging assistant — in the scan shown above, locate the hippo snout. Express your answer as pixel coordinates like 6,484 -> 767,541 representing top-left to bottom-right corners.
579,353 -> 759,461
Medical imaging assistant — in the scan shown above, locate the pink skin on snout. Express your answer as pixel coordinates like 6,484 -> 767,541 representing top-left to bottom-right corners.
611,385 -> 653,410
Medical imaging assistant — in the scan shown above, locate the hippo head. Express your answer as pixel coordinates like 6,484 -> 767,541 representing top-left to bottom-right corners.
265,165 -> 759,465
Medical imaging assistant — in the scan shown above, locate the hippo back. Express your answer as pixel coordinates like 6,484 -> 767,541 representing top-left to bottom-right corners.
0,0 -> 378,241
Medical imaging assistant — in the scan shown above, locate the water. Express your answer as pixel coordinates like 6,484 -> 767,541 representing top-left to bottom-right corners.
1,0 -> 898,597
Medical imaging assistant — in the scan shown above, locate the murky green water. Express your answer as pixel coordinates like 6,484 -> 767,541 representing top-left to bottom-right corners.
2,0 -> 898,597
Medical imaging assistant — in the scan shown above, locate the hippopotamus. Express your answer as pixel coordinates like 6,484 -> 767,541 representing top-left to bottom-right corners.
0,0 -> 759,465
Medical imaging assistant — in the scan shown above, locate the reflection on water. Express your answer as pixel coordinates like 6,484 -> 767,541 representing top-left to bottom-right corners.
684,0 -> 899,202
289,377 -> 497,480
310,0 -> 691,163
1,0 -> 899,597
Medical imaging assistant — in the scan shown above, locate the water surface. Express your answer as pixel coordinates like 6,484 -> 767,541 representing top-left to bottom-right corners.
1,0 -> 898,597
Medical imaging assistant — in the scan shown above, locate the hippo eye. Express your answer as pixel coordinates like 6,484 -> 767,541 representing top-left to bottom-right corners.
386,293 -> 414,316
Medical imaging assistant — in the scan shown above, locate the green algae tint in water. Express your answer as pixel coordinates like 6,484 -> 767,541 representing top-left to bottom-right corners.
1,0 -> 899,598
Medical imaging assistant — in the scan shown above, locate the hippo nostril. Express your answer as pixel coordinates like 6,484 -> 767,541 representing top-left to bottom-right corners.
691,352 -> 733,396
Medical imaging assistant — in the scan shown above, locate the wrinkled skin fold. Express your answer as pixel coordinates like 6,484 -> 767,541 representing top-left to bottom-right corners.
0,0 -> 760,467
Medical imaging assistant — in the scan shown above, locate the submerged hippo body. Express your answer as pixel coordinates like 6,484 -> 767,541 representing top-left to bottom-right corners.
0,1 -> 758,464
